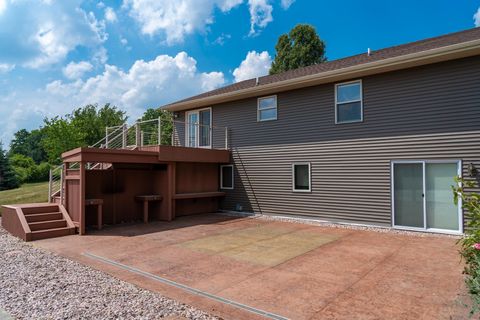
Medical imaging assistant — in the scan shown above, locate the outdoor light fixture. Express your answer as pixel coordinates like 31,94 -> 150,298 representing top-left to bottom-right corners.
468,163 -> 478,177
173,112 -> 180,119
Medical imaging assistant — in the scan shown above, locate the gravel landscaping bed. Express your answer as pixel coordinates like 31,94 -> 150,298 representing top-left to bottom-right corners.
0,219 -> 219,320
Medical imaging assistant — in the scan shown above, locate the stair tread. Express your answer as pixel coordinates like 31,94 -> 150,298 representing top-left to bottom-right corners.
28,219 -> 66,225
31,226 -> 74,234
24,210 -> 61,216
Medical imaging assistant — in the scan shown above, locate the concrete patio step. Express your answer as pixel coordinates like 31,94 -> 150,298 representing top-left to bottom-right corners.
25,212 -> 63,223
28,219 -> 67,231
31,226 -> 75,241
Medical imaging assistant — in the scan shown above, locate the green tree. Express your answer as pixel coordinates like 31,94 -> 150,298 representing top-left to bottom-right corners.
140,108 -> 173,146
0,143 -> 20,190
9,128 -> 47,164
70,103 -> 127,146
41,116 -> 85,163
269,24 -> 327,75
9,154 -> 36,183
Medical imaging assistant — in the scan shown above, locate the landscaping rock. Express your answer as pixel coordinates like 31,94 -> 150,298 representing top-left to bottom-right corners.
0,219 -> 219,320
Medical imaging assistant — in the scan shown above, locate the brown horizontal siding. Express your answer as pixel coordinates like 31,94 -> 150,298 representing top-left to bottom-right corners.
177,56 -> 480,227
222,132 -> 480,226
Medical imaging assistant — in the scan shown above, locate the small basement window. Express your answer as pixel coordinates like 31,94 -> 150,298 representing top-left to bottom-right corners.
335,80 -> 363,124
257,96 -> 277,121
220,165 -> 234,189
292,163 -> 311,192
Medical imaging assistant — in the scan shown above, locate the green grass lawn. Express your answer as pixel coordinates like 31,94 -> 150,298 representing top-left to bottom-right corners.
0,182 -> 49,215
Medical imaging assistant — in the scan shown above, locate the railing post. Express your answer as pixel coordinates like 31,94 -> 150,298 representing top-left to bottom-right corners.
171,119 -> 175,146
140,131 -> 144,147
135,122 -> 141,147
105,127 -> 109,148
158,116 -> 162,145
122,124 -> 127,149
225,127 -> 229,150
48,169 -> 52,203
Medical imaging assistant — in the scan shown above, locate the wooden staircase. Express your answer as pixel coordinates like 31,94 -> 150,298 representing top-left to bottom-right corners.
1,203 -> 76,241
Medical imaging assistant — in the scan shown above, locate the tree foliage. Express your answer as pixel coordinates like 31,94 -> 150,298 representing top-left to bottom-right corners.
269,24 -> 327,75
9,129 -> 47,164
0,143 -> 20,190
140,108 -> 173,146
69,103 -> 127,146
9,154 -> 50,183
41,104 -> 127,163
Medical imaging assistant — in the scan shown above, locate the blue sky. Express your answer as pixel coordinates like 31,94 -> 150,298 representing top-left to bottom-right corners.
0,0 -> 479,145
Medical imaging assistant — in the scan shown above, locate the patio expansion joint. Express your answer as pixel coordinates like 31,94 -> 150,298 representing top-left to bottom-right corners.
82,251 -> 290,320
306,241 -> 406,320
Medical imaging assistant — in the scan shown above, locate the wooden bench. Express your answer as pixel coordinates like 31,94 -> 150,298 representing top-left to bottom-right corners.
85,198 -> 103,230
173,191 -> 226,200
135,195 -> 163,223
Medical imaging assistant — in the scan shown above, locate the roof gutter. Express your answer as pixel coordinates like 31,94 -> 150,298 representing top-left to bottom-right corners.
164,39 -> 480,111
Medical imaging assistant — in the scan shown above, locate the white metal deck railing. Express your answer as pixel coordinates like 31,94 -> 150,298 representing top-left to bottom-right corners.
49,118 -> 229,203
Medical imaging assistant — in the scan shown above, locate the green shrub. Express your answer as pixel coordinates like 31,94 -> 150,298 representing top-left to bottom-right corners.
9,154 -> 50,183
453,176 -> 480,315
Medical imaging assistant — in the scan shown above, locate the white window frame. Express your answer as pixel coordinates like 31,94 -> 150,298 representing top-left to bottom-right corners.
220,164 -> 234,190
335,80 -> 363,124
185,107 -> 212,149
257,95 -> 278,122
390,159 -> 463,235
292,162 -> 311,193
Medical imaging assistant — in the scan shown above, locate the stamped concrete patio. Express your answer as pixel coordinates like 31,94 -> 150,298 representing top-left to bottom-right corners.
34,214 -> 468,320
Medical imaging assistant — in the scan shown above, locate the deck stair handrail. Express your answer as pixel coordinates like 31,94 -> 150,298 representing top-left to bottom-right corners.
48,164 -> 64,204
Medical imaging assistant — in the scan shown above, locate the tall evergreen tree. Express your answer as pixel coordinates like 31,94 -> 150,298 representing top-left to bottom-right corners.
0,142 -> 20,190
269,24 -> 327,75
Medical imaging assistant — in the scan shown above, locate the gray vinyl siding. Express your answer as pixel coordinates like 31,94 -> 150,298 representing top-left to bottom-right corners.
176,56 -> 480,227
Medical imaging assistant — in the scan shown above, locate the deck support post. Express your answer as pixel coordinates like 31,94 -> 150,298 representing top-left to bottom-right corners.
79,161 -> 86,235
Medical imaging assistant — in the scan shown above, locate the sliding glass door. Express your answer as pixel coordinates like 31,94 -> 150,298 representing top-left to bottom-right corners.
185,108 -> 211,148
392,161 -> 461,233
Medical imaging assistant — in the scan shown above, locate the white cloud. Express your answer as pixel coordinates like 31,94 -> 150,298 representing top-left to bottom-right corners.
45,52 -> 225,119
63,61 -> 93,79
1,52 -> 225,144
105,7 -> 117,23
92,46 -> 108,65
0,1 -> 108,69
0,63 -> 15,73
213,33 -> 231,45
474,7 -> 480,27
120,37 -> 128,45
123,0 -> 245,45
248,0 -> 273,36
280,0 -> 294,9
0,0 -> 6,15
233,50 -> 271,82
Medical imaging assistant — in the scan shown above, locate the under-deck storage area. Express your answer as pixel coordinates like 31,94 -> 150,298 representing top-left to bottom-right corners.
61,147 -> 230,234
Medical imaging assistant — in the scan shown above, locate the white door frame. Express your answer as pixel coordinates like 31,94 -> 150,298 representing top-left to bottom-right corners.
391,159 -> 463,235
185,107 -> 212,149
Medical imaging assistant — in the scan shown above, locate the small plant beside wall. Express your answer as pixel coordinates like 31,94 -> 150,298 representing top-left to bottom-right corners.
453,176 -> 480,315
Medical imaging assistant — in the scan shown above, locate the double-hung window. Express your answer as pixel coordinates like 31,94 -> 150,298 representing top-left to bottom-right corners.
292,163 -> 311,192
335,80 -> 363,124
257,96 -> 277,121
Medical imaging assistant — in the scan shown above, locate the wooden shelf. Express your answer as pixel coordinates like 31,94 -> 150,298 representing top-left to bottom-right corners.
173,192 -> 226,200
